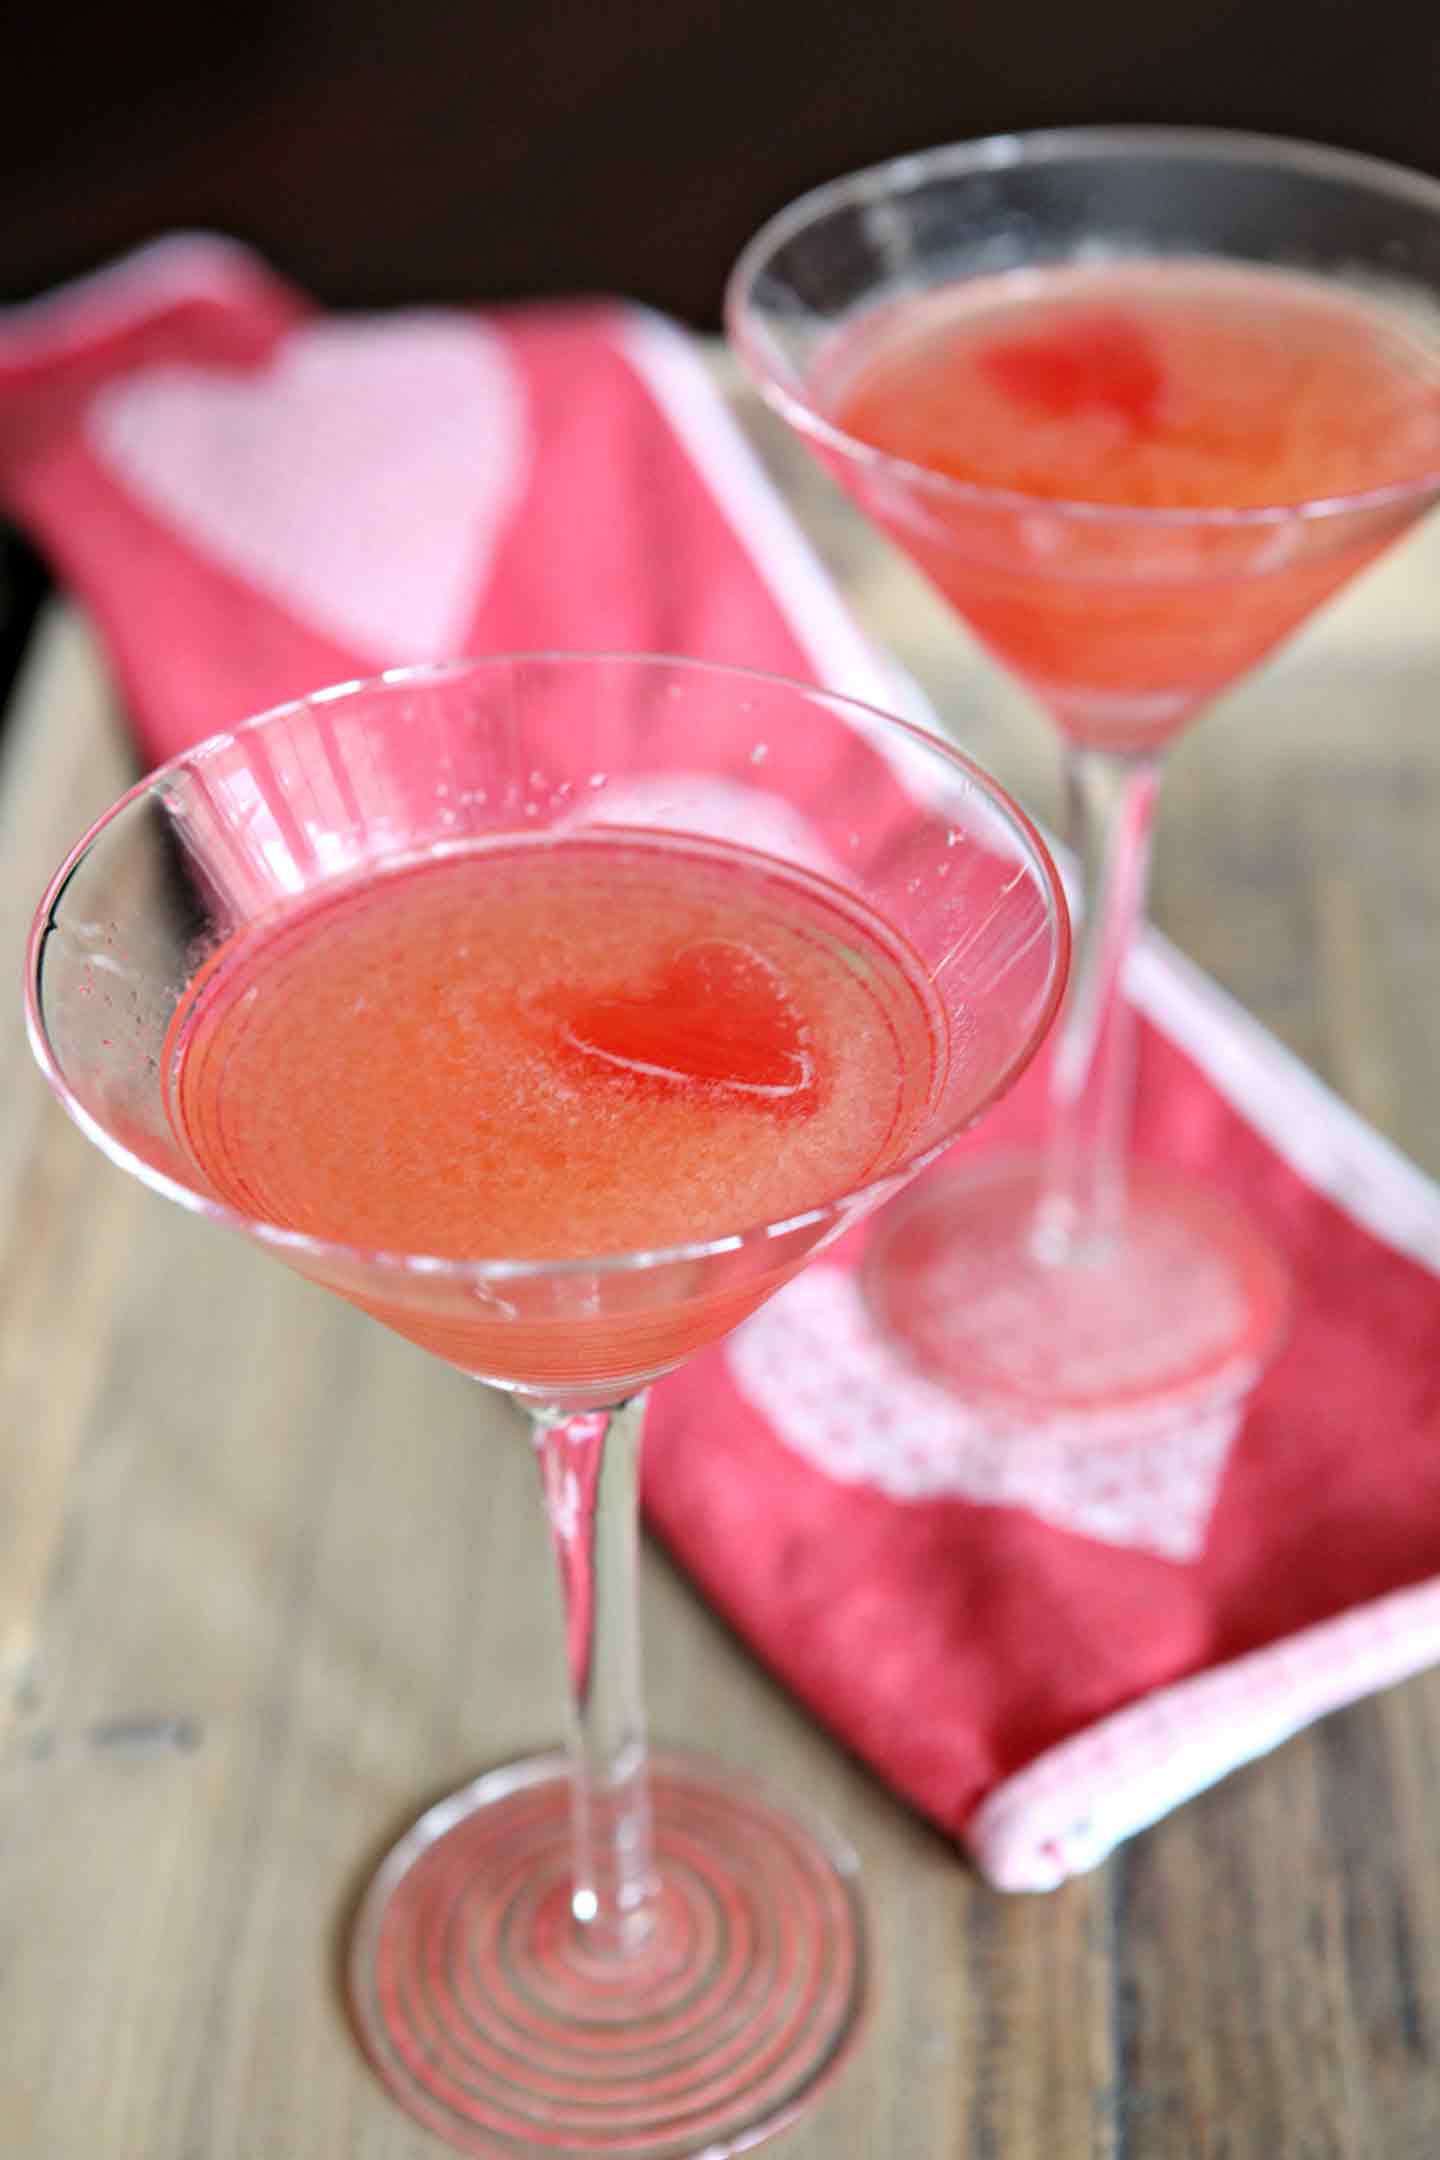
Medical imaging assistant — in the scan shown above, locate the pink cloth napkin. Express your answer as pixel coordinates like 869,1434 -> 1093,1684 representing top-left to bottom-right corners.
4,234 -> 1440,1889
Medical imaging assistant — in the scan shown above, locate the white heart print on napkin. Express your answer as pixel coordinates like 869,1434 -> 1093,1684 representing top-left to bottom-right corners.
729,1267 -> 1245,1561
91,314 -> 529,663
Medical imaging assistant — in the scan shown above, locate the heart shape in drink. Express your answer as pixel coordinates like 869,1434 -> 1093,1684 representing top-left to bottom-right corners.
558,937 -> 817,1105
91,317 -> 530,661
979,307 -> 1167,431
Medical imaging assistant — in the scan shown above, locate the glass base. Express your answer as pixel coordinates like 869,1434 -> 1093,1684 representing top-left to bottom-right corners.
864,1153 -> 1291,1423
349,1751 -> 867,2160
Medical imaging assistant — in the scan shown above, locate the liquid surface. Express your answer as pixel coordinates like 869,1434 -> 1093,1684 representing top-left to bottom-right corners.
830,259 -> 1440,510
819,260 -> 1440,748
166,834 -> 945,1261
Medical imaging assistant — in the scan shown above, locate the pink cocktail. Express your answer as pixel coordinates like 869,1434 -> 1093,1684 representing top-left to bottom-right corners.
828,257 -> 1440,752
730,130 -> 1440,1419
167,829 -> 948,1394
27,654 -> 1068,2158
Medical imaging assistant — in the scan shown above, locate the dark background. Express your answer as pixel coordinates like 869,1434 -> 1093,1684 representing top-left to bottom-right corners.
4,0 -> 1438,327
1,0 -> 1436,701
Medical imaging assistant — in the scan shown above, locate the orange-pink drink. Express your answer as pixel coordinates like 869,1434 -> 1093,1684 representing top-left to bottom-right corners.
826,261 -> 1440,748
165,832 -> 945,1387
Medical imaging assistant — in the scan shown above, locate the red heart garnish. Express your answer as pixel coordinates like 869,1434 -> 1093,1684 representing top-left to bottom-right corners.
980,307 -> 1166,431
556,939 -> 817,1108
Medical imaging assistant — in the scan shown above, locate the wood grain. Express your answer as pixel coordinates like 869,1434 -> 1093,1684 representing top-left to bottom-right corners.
0,609 -> 137,1700
1,357 -> 1439,2158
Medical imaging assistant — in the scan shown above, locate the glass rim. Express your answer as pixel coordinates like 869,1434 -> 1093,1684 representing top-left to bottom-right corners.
25,649 -> 1070,1288
726,123 -> 1440,530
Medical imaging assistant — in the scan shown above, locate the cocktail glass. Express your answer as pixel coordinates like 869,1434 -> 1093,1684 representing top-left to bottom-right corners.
729,128 -> 1440,1423
25,653 -> 1068,2159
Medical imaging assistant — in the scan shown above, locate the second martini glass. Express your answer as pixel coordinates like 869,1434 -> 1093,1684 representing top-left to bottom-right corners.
729,127 -> 1440,1423
26,654 -> 1067,2159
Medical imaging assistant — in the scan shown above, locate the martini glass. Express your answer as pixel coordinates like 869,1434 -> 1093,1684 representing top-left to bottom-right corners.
25,653 -> 1067,2159
729,128 -> 1440,1424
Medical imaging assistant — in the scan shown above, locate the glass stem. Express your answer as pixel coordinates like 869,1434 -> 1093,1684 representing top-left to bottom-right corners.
1032,745 -> 1164,1266
529,1393 -> 658,1957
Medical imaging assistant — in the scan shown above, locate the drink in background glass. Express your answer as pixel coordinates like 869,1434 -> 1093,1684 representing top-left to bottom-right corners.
729,132 -> 1440,1422
824,258 -> 1440,751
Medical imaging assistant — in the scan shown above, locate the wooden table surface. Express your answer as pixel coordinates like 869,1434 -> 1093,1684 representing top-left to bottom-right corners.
3,354 -> 1440,2159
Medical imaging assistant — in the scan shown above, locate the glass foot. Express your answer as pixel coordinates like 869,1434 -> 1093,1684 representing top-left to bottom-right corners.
865,1152 -> 1291,1422
349,1751 -> 867,2159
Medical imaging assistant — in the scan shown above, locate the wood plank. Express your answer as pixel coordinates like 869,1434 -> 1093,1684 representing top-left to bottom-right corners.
1109,1671 -> 1440,2158
0,609 -> 138,1700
